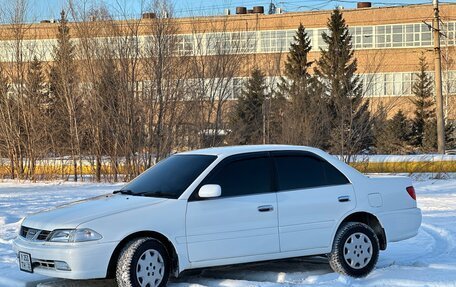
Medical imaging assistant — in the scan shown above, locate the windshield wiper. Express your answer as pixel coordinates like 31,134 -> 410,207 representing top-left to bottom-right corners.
113,189 -> 174,198
113,189 -> 136,195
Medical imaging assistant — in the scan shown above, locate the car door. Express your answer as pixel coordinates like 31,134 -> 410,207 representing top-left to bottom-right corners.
272,151 -> 356,253
185,153 -> 280,262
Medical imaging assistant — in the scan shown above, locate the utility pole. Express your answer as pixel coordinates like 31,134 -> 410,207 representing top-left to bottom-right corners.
433,0 -> 446,154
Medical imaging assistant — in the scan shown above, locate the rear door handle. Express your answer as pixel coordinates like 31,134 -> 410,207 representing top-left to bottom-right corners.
258,205 -> 274,212
338,196 -> 350,202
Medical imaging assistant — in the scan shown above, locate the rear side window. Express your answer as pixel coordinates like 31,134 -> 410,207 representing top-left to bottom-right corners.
274,156 -> 349,191
202,157 -> 273,198
321,160 -> 350,185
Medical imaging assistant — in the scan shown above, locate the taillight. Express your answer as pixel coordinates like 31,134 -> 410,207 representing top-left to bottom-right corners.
406,186 -> 416,200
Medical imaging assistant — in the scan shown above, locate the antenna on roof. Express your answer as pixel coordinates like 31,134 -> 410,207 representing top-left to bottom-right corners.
268,1 -> 276,14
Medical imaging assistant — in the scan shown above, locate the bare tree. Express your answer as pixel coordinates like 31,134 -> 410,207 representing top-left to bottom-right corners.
142,0 -> 189,162
68,1 -> 119,181
105,1 -> 146,179
0,0 -> 46,179
0,67 -> 14,178
187,16 -> 247,148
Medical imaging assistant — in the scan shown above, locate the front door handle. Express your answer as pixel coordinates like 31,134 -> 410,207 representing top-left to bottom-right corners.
338,195 -> 350,202
258,205 -> 274,212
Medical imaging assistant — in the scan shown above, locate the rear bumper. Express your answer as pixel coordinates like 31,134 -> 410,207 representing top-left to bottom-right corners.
377,207 -> 422,242
12,236 -> 118,280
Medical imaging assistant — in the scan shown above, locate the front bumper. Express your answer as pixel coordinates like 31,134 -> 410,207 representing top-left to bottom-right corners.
12,236 -> 118,280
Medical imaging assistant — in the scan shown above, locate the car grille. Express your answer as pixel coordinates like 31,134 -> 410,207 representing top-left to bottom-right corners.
20,226 -> 51,241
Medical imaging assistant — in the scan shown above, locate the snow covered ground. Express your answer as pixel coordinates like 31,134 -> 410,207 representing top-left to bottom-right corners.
0,182 -> 122,287
1,178 -> 456,287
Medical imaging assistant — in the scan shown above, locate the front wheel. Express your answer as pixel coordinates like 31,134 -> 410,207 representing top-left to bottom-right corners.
328,222 -> 379,277
116,237 -> 170,287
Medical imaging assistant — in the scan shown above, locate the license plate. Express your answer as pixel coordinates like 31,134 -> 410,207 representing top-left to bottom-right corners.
19,252 -> 33,273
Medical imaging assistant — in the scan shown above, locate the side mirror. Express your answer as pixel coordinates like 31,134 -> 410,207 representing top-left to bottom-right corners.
198,184 -> 221,198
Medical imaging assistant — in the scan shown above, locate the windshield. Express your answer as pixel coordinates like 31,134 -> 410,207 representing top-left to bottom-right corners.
119,154 -> 216,199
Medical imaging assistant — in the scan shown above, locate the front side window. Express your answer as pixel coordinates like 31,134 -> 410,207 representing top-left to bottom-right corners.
201,156 -> 273,198
121,155 -> 216,199
274,155 -> 349,191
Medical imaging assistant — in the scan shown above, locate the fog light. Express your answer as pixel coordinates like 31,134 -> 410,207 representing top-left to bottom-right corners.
54,261 -> 71,271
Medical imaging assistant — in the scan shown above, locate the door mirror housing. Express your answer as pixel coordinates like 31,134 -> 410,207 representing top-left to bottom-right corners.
198,184 -> 221,198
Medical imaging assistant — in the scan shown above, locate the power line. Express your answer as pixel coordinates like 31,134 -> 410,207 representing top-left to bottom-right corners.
263,0 -> 431,13
173,1 -> 273,15
4,1 -> 456,28
330,0 -> 430,6
17,0 -> 456,22
85,0 -> 453,18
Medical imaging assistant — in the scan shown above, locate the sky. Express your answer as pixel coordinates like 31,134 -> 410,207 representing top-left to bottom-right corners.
0,0 -> 452,22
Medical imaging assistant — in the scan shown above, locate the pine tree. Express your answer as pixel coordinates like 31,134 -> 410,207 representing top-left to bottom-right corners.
49,10 -> 82,181
445,121 -> 455,150
27,57 -> 48,107
315,8 -> 372,160
423,120 -> 437,152
282,23 -> 312,86
373,107 -> 411,154
390,110 -> 411,143
376,110 -> 411,154
276,23 -> 329,147
24,57 -> 50,178
410,53 -> 435,150
89,57 -> 121,182
372,104 -> 388,152
267,94 -> 287,144
229,67 -> 267,145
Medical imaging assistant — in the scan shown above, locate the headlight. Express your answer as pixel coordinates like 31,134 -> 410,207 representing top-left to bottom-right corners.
48,230 -> 72,242
48,229 -> 102,243
71,228 -> 103,242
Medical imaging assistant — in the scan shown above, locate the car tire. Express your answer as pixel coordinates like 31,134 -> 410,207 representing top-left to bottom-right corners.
116,237 -> 170,287
328,222 -> 379,278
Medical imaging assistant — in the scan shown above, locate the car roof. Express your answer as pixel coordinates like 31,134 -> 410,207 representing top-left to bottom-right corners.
178,144 -> 367,183
178,145 -> 319,157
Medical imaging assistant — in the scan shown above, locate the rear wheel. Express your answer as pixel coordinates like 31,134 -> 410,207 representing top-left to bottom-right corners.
116,237 -> 170,287
328,222 -> 379,277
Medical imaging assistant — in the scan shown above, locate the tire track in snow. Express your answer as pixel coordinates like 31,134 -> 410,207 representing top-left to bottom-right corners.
420,223 -> 455,259
378,223 -> 456,270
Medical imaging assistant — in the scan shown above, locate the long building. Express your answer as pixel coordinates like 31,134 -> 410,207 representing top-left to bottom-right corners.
1,2 -> 455,119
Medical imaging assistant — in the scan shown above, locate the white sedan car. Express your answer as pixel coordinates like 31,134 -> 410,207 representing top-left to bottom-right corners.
13,145 -> 422,287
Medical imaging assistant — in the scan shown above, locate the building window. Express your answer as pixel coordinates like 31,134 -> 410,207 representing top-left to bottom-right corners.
392,25 -> 403,47
359,71 -> 456,97
442,22 -> 455,46
259,29 -> 297,53
0,21 -> 454,62
176,34 -> 194,55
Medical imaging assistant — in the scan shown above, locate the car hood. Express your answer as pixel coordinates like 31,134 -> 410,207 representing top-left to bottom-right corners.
22,194 -> 167,230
